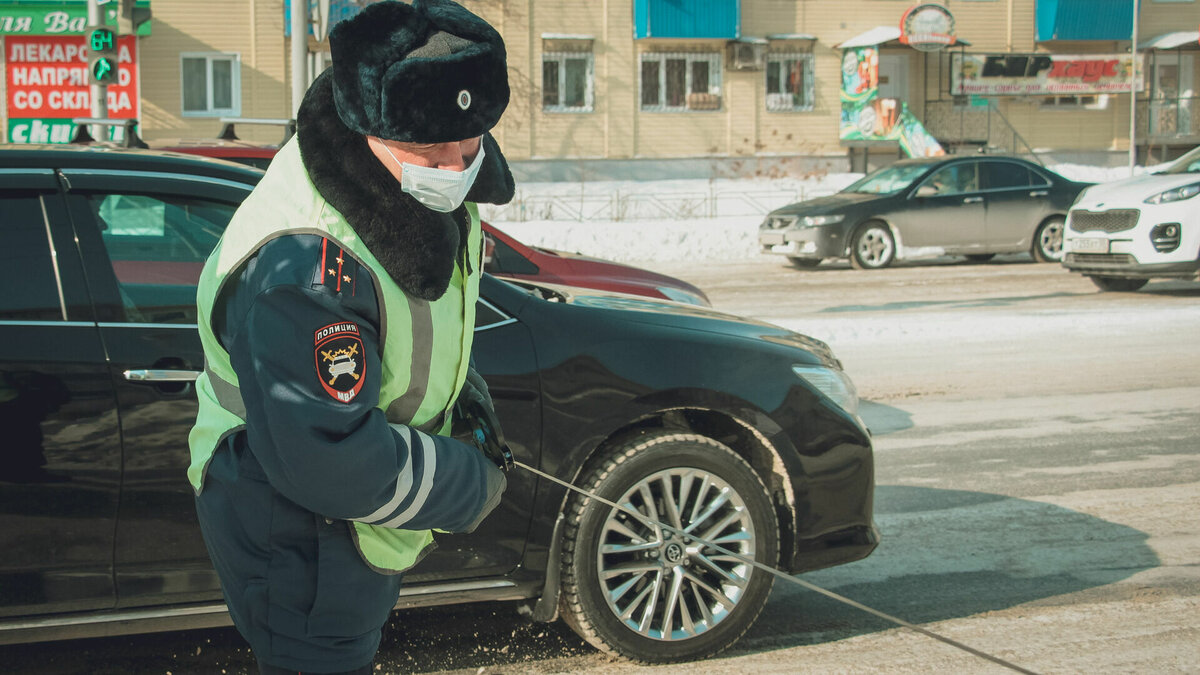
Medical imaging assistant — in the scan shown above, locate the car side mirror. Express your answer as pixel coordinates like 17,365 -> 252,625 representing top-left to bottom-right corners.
915,185 -> 938,198
483,234 -> 496,269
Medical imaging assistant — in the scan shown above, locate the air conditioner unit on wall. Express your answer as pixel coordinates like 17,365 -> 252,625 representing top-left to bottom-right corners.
727,42 -> 766,71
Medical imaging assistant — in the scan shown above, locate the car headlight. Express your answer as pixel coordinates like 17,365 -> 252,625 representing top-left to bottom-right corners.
800,214 -> 846,227
792,364 -> 859,416
762,214 -> 799,230
1144,181 -> 1200,205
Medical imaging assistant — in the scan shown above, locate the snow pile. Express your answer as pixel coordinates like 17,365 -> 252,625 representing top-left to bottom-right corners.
1046,161 -> 1167,184
492,216 -> 764,263
483,163 -> 1148,264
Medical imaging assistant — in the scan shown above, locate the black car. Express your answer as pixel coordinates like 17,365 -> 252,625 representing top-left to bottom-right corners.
759,155 -> 1090,270
0,144 -> 877,662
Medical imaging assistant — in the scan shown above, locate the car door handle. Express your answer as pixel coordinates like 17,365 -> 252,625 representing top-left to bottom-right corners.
1029,190 -> 1049,197
123,369 -> 202,383
962,196 -> 984,204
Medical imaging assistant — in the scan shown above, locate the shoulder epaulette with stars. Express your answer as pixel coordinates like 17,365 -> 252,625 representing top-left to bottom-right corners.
316,238 -> 357,296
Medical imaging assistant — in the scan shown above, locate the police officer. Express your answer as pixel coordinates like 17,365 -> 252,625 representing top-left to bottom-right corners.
188,1 -> 513,672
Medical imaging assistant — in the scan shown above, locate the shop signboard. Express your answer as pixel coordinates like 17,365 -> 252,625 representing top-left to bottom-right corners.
951,53 -> 1146,96
0,2 -> 152,36
6,34 -> 139,143
899,3 -> 956,52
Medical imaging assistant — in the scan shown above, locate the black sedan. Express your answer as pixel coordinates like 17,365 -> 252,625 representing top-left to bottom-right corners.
0,144 -> 876,663
759,155 -> 1090,269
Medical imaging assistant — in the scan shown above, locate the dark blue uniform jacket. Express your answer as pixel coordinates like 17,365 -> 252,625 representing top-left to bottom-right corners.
195,233 -> 503,672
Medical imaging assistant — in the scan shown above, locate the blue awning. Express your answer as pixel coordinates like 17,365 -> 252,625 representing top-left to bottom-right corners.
284,0 -> 363,38
1036,0 -> 1138,42
634,0 -> 740,39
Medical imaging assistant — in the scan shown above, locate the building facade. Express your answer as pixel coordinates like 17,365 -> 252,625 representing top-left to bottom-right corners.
2,0 -> 1197,177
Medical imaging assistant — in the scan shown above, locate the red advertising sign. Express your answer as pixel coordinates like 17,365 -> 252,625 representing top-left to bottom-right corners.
6,35 -> 138,143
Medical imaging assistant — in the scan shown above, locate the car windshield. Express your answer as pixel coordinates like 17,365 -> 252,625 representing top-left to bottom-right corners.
841,163 -> 932,194
1162,146 -> 1200,175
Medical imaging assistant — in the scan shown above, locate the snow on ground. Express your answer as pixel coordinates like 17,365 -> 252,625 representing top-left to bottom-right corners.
768,304 -> 1200,349
481,163 -> 1156,264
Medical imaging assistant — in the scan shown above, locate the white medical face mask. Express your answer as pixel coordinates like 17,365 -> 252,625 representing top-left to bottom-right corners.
383,141 -> 486,213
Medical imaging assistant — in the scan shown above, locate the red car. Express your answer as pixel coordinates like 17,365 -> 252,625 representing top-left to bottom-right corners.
155,137 -> 278,170
143,119 -> 711,306
153,118 -> 291,171
482,223 -> 709,305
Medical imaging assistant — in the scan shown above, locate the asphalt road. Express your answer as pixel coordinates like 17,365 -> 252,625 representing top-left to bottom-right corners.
641,255 -> 1200,675
3,255 -> 1197,674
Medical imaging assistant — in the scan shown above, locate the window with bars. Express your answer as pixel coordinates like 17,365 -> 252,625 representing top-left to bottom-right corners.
1039,94 -> 1108,111
639,52 -> 722,112
181,53 -> 241,117
543,52 -> 594,112
765,53 -> 814,112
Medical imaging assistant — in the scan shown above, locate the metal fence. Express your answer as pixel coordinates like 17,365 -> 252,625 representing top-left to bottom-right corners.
481,185 -> 837,222
925,96 -> 1200,158
922,99 -> 1040,160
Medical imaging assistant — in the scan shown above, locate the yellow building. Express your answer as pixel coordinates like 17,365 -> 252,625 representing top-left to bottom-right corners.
2,0 -> 1197,176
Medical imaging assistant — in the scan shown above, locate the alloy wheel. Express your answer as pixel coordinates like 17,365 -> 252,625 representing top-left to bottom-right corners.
853,224 -> 895,269
1035,218 -> 1065,262
596,468 -> 756,641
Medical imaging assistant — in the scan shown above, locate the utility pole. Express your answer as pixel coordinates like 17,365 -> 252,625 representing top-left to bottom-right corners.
1129,0 -> 1139,176
292,0 -> 308,117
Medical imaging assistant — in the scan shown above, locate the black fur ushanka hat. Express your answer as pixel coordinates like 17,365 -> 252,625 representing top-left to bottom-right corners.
328,0 -> 509,143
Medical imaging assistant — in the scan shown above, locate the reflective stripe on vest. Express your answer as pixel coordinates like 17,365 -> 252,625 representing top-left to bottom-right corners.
188,137 -> 482,573
204,364 -> 246,418
389,298 -> 431,416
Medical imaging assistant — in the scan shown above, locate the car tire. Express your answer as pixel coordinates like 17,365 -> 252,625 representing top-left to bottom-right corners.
965,254 -> 995,263
1088,276 -> 1149,292
849,222 -> 895,270
1032,217 -> 1065,263
559,431 -> 779,663
787,256 -> 822,269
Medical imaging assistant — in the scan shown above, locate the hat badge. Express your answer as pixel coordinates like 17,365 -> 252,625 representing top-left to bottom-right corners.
457,90 -> 472,111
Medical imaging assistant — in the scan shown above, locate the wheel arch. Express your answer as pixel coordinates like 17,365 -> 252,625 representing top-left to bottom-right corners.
569,407 -> 796,562
843,218 -> 900,259
1030,212 -> 1068,261
1036,212 -> 1068,235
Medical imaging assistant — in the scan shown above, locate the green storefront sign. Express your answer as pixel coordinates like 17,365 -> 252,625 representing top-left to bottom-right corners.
7,117 -> 128,143
0,1 -> 151,36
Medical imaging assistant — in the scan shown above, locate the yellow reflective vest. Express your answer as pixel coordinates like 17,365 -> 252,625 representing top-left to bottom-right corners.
188,138 -> 481,573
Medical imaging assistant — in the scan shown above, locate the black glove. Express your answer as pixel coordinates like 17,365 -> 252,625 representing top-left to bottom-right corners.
452,369 -> 514,472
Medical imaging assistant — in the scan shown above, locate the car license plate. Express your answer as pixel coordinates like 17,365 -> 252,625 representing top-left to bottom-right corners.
770,242 -> 798,254
760,232 -> 785,246
1073,237 -> 1109,253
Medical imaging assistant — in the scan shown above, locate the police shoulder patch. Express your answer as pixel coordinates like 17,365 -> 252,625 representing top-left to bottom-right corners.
317,238 -> 357,295
314,321 -> 365,403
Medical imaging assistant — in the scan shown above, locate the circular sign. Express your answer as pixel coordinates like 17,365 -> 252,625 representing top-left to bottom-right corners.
842,52 -> 859,79
856,106 -> 878,136
900,3 -> 956,52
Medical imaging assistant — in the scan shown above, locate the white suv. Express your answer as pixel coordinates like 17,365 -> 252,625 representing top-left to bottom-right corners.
1063,146 -> 1200,291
